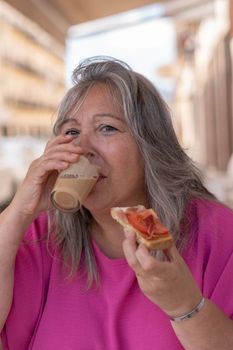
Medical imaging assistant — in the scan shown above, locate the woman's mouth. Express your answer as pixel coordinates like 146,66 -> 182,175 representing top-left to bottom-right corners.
97,175 -> 107,183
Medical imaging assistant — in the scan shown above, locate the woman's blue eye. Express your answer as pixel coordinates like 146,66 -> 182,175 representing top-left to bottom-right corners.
65,129 -> 79,136
100,125 -> 118,133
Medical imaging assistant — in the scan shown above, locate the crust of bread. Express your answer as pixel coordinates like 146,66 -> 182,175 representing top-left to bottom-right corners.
111,206 -> 173,250
136,233 -> 173,250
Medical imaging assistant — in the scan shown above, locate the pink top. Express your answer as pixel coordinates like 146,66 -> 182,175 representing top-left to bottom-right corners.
1,199 -> 233,349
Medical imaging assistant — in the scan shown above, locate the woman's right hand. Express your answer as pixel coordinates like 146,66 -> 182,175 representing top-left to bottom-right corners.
10,134 -> 81,221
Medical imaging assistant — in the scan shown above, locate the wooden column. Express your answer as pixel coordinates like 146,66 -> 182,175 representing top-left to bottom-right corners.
213,38 -> 231,170
230,0 -> 233,38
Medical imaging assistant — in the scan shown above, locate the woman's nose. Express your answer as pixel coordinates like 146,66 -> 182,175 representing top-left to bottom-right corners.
78,132 -> 96,159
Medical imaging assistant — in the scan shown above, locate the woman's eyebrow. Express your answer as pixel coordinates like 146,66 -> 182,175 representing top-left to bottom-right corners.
59,118 -> 78,128
58,114 -> 123,130
93,113 -> 123,121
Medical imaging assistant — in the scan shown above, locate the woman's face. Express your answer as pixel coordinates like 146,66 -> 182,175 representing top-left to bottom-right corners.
60,84 -> 147,215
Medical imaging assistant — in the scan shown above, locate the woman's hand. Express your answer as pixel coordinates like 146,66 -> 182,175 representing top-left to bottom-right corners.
11,134 -> 81,220
122,229 -> 202,318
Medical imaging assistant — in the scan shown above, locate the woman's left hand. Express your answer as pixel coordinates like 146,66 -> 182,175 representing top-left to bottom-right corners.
122,228 -> 202,318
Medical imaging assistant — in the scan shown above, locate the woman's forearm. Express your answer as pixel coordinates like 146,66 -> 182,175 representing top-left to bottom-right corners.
171,298 -> 233,349
0,204 -> 31,253
0,204 -> 32,331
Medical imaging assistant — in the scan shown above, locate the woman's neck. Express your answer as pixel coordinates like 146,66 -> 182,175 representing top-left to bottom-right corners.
90,213 -> 125,259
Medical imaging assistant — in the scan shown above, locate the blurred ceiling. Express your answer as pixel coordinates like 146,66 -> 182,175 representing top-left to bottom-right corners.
5,0 -> 213,45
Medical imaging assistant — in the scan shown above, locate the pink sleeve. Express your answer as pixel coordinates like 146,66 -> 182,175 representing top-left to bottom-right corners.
1,212 -> 53,349
184,200 -> 233,319
210,251 -> 233,318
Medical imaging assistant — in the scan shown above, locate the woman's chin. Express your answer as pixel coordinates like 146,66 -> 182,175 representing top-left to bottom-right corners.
82,196 -> 111,215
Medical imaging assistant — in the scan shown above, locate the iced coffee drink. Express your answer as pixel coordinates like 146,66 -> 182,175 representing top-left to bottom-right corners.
51,155 -> 99,212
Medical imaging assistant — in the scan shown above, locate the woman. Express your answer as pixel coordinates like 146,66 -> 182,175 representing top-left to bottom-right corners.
0,57 -> 233,349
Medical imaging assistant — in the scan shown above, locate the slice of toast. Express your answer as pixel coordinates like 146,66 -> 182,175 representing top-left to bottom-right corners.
111,206 -> 173,250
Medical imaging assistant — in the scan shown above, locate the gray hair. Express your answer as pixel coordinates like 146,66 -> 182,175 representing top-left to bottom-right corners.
49,56 -> 215,286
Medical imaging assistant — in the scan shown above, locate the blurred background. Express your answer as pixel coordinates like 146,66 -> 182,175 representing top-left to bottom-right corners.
0,0 -> 233,211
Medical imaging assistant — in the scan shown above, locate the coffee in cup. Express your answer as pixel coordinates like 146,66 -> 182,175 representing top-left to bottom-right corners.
51,155 -> 99,212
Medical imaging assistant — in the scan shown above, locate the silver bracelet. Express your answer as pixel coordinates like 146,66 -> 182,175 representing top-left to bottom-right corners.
169,297 -> 205,322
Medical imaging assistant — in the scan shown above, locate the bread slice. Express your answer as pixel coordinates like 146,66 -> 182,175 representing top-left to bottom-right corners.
111,205 -> 173,250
